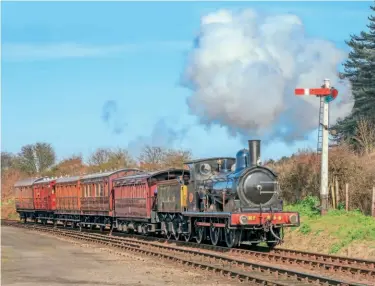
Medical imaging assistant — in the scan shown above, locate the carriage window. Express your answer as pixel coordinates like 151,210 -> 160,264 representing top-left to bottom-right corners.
99,184 -> 104,197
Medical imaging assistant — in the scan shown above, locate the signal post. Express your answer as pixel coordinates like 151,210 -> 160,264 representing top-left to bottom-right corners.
295,79 -> 338,215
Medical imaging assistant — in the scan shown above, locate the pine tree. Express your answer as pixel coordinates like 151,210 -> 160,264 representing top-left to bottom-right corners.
333,3 -> 375,146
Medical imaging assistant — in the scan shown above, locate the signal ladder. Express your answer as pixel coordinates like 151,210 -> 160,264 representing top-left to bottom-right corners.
317,96 -> 330,154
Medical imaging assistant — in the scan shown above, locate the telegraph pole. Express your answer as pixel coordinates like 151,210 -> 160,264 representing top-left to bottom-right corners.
295,79 -> 338,215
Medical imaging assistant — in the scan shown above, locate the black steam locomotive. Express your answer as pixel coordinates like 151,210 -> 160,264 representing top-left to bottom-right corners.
156,140 -> 300,248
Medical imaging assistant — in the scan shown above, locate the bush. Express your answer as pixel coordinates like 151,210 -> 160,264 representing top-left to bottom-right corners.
267,145 -> 375,215
285,196 -> 320,217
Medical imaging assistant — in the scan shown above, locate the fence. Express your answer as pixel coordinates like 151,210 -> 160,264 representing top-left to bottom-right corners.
329,178 -> 375,217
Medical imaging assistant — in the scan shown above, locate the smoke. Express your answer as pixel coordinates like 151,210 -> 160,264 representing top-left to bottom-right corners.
127,118 -> 190,157
182,9 -> 353,143
101,100 -> 127,134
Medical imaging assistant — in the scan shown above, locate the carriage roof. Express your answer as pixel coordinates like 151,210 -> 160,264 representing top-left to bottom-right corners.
113,168 -> 187,185
80,168 -> 142,182
55,175 -> 81,184
14,177 -> 43,187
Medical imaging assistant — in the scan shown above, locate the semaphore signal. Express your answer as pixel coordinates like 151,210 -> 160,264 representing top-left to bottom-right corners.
294,79 -> 339,215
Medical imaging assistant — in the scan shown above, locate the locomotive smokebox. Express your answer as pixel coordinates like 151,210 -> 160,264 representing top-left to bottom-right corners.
248,140 -> 261,166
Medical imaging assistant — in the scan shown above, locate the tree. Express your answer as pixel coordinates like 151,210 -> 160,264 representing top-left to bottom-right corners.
46,154 -> 87,177
163,148 -> 192,169
88,148 -> 112,166
16,143 -> 56,175
138,146 -> 192,171
138,146 -> 165,171
333,4 -> 375,147
352,118 -> 375,155
1,152 -> 15,171
87,148 -> 136,172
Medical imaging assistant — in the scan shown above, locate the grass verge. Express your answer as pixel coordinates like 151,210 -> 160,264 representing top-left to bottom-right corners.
282,196 -> 375,258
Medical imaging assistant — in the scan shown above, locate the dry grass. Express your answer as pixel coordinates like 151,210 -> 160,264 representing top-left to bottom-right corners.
268,145 -> 375,215
1,169 -> 21,219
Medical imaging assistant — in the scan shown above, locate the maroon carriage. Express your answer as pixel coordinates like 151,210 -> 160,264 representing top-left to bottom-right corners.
79,168 -> 142,230
54,175 -> 82,227
14,177 -> 39,222
112,168 -> 187,234
33,177 -> 56,223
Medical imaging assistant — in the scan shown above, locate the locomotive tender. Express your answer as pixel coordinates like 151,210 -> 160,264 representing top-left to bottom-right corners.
14,140 -> 299,248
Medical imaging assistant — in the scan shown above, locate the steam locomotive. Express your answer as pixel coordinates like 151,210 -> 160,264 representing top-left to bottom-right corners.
156,140 -> 300,248
14,140 -> 300,249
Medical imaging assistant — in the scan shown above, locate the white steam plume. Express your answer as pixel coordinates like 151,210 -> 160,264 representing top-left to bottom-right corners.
182,9 -> 353,143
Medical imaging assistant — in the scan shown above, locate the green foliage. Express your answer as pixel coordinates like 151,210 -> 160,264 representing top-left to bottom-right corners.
284,196 -> 320,217
15,142 -> 56,175
299,223 -> 312,235
332,4 -> 375,147
337,202 -> 345,210
287,197 -> 375,253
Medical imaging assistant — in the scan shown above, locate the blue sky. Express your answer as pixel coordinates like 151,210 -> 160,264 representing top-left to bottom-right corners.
1,1 -> 373,162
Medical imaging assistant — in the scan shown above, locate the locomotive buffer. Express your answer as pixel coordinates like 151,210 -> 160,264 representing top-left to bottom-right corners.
295,79 -> 339,215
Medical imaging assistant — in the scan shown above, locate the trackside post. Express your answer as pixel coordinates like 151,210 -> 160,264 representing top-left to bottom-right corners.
294,79 -> 339,215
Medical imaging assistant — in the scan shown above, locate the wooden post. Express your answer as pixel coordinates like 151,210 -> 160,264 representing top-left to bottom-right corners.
331,183 -> 336,209
335,177 -> 340,208
372,186 -> 375,217
345,183 -> 349,211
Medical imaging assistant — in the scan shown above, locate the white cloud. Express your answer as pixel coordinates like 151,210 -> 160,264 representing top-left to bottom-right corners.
2,41 -> 191,61
182,9 -> 354,144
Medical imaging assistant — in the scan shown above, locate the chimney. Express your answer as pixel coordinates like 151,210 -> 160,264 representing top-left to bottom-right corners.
248,140 -> 261,166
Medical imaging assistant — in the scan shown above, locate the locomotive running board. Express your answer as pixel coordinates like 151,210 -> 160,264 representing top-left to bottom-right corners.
182,212 -> 231,218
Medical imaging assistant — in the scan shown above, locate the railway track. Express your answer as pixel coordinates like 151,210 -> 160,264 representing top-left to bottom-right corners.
2,220 -> 373,286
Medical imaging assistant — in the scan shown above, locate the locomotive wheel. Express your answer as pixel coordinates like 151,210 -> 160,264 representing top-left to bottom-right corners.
141,224 -> 148,235
209,223 -> 221,246
171,222 -> 180,241
224,228 -> 239,248
184,232 -> 192,242
174,232 -> 180,241
166,232 -> 172,240
195,227 -> 205,244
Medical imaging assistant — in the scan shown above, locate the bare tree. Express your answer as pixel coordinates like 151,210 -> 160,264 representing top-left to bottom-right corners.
88,148 -> 136,172
88,148 -> 112,166
352,118 -> 375,155
1,152 -> 15,171
138,146 -> 165,171
138,146 -> 192,171
163,148 -> 192,169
